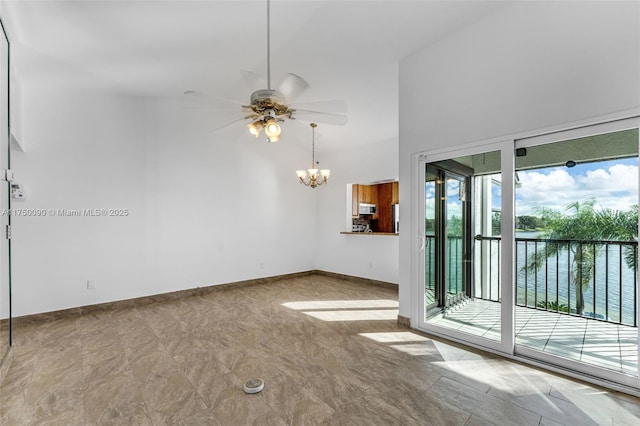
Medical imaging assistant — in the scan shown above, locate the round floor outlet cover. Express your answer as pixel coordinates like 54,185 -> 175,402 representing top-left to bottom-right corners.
243,378 -> 264,394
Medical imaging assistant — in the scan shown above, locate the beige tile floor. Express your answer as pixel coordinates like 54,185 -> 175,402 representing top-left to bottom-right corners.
1,274 -> 640,425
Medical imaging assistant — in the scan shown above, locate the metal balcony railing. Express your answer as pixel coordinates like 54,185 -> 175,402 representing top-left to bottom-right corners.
426,234 -> 638,327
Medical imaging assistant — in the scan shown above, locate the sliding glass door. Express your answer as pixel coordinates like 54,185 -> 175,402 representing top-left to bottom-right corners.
425,163 -> 471,311
421,148 -> 504,350
514,121 -> 639,386
417,117 -> 640,389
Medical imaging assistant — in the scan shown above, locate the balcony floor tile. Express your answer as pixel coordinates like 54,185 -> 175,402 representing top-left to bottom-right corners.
426,299 -> 638,375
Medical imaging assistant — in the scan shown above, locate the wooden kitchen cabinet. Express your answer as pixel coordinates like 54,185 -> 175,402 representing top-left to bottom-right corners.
352,184 -> 359,217
362,185 -> 378,205
376,183 -> 393,232
392,181 -> 399,204
358,184 -> 366,205
353,184 -> 379,219
361,185 -> 378,219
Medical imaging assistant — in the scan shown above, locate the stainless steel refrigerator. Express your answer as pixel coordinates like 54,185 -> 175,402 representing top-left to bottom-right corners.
392,204 -> 399,233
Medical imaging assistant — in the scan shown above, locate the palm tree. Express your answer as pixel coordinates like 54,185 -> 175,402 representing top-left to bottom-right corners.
525,199 -> 637,316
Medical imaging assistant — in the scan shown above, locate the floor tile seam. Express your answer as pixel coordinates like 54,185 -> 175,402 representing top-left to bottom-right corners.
81,327 -> 150,420
121,313 -> 164,355
541,314 -> 563,351
514,314 -> 536,338
460,412 -> 479,426
122,352 -> 196,426
473,392 -> 546,426
486,383 -> 593,424
388,406 -> 450,426
438,312 -> 495,332
6,350 -> 39,395
81,356 -> 139,424
578,323 -> 588,361
433,375 -> 544,426
616,326 -> 625,372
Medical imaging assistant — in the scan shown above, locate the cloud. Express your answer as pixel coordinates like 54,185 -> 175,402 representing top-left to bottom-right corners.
516,162 -> 638,215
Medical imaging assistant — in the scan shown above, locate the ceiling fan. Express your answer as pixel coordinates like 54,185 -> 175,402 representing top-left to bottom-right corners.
185,0 -> 348,142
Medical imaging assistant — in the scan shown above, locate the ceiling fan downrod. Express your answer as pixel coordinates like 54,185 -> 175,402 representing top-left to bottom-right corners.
266,0 -> 271,90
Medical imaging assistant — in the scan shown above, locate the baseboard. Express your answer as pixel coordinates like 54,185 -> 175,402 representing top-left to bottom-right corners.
311,270 -> 398,290
11,270 -> 397,326
12,270 -> 316,326
397,315 -> 410,328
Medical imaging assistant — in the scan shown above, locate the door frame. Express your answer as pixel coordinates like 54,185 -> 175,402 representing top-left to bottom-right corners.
513,116 -> 640,389
416,140 -> 513,355
427,162 -> 473,310
410,113 -> 640,393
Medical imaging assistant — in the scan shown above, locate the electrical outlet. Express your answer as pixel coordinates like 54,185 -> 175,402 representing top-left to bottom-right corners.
87,280 -> 96,290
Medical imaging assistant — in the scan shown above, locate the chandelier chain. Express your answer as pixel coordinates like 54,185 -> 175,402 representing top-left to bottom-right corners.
311,124 -> 316,166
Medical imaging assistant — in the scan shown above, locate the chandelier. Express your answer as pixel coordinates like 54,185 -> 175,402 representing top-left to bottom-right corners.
296,123 -> 330,188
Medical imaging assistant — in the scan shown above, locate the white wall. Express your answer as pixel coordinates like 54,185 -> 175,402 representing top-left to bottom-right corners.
10,85 -> 318,316
314,138 -> 399,284
398,1 -> 640,319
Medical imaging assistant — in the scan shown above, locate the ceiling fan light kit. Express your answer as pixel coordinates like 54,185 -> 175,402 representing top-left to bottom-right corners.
186,0 -> 347,141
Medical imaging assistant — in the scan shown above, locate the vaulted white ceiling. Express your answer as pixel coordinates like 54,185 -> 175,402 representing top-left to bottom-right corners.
3,0 -> 507,149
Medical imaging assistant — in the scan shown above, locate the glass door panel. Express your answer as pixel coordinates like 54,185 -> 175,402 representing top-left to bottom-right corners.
515,126 -> 639,381
444,175 -> 466,307
424,150 -> 502,342
425,170 -> 436,306
0,19 -> 9,367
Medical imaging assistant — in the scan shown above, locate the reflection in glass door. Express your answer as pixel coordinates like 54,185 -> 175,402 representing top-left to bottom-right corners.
425,166 -> 468,309
424,152 -> 502,343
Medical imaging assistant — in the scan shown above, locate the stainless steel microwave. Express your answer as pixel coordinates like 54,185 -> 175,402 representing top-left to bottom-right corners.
358,203 -> 377,214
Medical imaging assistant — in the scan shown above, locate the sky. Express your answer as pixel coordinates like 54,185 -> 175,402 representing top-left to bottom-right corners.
426,157 -> 639,220
515,157 -> 638,216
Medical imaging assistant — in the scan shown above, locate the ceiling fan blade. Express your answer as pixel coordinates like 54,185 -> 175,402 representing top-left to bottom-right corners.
289,100 -> 348,115
292,110 -> 348,126
183,90 -> 247,110
240,69 -> 267,92
208,117 -> 250,134
183,90 -> 210,101
278,73 -> 309,102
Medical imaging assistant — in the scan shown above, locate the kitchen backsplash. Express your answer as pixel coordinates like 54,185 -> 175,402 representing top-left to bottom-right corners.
352,217 -> 371,232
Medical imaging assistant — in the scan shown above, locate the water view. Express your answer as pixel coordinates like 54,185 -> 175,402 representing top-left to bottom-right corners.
515,231 -> 636,325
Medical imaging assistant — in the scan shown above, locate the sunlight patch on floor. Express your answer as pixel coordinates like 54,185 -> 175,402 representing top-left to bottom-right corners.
301,309 -> 399,321
282,300 -> 398,310
390,343 -> 439,356
358,331 -> 430,343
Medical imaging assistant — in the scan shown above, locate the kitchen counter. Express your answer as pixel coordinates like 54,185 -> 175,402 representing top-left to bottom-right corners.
340,232 -> 398,236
